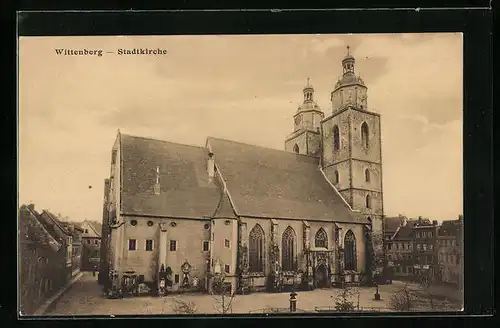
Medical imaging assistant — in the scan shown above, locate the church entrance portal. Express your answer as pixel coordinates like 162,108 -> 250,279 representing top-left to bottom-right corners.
315,264 -> 329,288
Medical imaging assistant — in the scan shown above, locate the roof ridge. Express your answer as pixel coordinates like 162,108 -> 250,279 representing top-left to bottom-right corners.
207,136 -> 317,158
121,133 -> 205,150
41,210 -> 71,235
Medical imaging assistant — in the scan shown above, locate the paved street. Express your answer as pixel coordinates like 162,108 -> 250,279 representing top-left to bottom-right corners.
46,272 -> 462,315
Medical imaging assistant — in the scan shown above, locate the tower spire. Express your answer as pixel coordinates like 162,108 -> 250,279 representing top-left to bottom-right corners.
346,44 -> 350,55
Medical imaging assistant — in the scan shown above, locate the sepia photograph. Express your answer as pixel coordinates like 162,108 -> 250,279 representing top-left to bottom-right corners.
18,33 -> 464,316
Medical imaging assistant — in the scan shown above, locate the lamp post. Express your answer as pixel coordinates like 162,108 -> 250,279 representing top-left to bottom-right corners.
289,290 -> 298,312
373,272 -> 381,301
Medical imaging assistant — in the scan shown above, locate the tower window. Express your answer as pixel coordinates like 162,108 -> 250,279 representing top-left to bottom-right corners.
334,170 -> 339,184
366,194 -> 372,209
333,125 -> 340,151
365,169 -> 371,182
293,144 -> 299,154
361,122 -> 369,149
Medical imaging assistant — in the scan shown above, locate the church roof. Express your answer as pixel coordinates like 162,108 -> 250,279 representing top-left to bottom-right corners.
207,137 -> 366,223
120,134 -> 221,219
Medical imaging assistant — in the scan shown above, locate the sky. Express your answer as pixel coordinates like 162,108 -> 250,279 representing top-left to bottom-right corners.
18,33 -> 463,223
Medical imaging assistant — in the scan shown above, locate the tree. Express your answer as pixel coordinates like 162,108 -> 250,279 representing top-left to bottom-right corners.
171,297 -> 197,314
389,283 -> 416,311
416,269 -> 436,310
333,285 -> 356,312
210,273 -> 235,314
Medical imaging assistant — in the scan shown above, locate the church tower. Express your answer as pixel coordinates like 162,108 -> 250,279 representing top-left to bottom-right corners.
321,46 -> 384,236
285,79 -> 324,157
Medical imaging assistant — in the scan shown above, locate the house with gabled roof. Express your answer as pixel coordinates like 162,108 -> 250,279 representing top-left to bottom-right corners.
80,220 -> 102,271
101,48 -> 385,294
18,204 -> 66,315
37,210 -> 74,282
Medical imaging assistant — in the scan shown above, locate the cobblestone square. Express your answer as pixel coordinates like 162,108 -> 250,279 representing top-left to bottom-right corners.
46,273 -> 462,316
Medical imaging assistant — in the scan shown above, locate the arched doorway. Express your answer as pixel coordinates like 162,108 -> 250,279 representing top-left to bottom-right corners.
314,264 -> 329,288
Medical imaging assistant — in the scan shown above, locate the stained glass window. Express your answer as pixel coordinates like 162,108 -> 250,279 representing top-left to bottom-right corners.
315,228 -> 328,248
344,230 -> 357,271
249,224 -> 265,273
282,226 -> 297,271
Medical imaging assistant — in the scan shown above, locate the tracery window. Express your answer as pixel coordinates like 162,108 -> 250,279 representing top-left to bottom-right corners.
344,230 -> 357,271
333,125 -> 340,151
249,224 -> 265,273
282,226 -> 297,271
315,228 -> 328,248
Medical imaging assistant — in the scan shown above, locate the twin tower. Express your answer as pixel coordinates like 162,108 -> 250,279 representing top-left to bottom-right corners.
285,46 -> 384,235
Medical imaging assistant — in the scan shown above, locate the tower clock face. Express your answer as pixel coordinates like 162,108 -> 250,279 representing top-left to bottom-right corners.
295,115 -> 302,125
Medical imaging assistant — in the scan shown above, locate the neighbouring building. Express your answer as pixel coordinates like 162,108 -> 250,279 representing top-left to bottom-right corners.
101,47 -> 384,294
18,204 -> 65,315
412,218 -> 439,279
80,220 -> 102,271
37,210 -> 74,283
437,216 -> 463,287
384,219 -> 416,279
61,221 -> 84,277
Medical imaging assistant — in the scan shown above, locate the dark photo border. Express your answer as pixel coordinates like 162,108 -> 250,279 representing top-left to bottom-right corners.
9,7 -> 494,327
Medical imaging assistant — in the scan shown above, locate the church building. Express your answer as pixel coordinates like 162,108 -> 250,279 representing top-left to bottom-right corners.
100,47 -> 384,295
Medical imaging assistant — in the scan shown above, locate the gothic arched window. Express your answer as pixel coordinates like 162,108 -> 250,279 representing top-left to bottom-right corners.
293,144 -> 299,154
361,122 -> 369,149
366,194 -> 372,209
333,125 -> 340,151
249,224 -> 265,273
344,230 -> 357,271
334,170 -> 339,184
315,228 -> 328,248
365,169 -> 370,182
282,226 -> 297,271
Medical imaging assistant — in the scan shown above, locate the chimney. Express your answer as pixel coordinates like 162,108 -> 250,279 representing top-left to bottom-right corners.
400,217 -> 408,227
27,204 -> 35,211
458,214 -> 463,222
432,220 -> 438,226
207,152 -> 215,179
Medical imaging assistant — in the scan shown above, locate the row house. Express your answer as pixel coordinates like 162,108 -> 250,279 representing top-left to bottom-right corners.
60,221 -> 84,277
19,204 -> 65,315
37,210 -> 74,282
384,217 -> 439,281
437,216 -> 463,287
80,220 -> 102,271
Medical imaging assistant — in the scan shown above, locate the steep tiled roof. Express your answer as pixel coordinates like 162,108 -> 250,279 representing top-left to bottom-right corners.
83,220 -> 103,238
439,219 -> 462,237
207,137 -> 365,223
120,134 -> 221,219
19,205 -> 62,252
38,211 -> 72,243
384,216 -> 404,233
